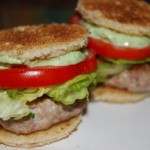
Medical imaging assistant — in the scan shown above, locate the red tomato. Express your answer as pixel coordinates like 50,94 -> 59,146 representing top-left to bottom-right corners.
0,54 -> 97,89
69,14 -> 150,60
69,13 -> 82,25
88,37 -> 150,60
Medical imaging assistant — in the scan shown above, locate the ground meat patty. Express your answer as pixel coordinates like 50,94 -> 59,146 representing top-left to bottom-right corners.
0,96 -> 86,134
105,64 -> 150,92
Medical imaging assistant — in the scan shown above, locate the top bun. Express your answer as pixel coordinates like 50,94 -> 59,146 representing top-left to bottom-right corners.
77,0 -> 150,36
0,24 -> 89,62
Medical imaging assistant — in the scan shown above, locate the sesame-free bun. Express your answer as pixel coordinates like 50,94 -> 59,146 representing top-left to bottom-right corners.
0,115 -> 81,148
77,0 -> 150,36
91,86 -> 150,103
0,24 -> 89,62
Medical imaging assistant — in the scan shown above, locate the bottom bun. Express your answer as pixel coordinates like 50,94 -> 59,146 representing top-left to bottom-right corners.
91,86 -> 150,103
0,115 -> 82,148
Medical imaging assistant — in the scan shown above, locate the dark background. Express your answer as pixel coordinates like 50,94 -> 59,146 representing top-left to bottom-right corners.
0,0 -> 149,29
0,0 -> 77,29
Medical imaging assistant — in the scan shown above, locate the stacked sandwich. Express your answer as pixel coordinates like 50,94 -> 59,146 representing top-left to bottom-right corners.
0,24 -> 97,147
70,0 -> 150,103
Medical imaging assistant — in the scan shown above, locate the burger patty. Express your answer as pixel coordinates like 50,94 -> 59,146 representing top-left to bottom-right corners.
0,96 -> 86,134
105,64 -> 150,93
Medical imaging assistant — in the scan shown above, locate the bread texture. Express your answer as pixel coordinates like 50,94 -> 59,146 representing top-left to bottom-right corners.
0,115 -> 82,148
91,86 -> 150,103
0,24 -> 89,62
77,0 -> 150,36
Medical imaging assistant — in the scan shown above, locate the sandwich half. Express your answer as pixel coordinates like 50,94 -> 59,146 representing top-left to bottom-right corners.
70,0 -> 150,103
0,24 -> 97,147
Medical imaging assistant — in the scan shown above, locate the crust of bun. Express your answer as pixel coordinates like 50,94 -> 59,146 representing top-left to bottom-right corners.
0,115 -> 81,148
91,86 -> 150,103
0,24 -> 89,62
77,0 -> 150,36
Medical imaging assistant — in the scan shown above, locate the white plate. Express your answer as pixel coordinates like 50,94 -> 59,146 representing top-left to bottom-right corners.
1,98 -> 150,150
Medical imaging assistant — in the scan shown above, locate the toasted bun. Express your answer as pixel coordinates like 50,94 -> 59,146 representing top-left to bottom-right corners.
77,0 -> 150,36
0,24 -> 89,62
0,115 -> 81,148
91,86 -> 150,103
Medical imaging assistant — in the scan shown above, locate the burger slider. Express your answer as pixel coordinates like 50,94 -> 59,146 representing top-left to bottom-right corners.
70,0 -> 150,103
0,24 -> 97,147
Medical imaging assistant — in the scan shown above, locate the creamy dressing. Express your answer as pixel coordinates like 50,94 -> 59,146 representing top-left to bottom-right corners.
0,56 -> 23,64
82,20 -> 150,48
27,51 -> 86,67
0,51 -> 86,68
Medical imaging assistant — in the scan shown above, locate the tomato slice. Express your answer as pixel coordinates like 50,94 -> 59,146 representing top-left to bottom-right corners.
69,14 -> 150,60
69,13 -> 82,25
0,54 -> 97,89
88,37 -> 150,60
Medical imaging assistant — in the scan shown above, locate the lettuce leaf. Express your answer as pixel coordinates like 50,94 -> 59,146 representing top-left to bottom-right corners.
96,62 -> 128,83
96,58 -> 150,83
0,88 -> 46,120
107,58 -> 150,65
0,90 -> 29,121
0,73 -> 96,120
47,73 -> 96,105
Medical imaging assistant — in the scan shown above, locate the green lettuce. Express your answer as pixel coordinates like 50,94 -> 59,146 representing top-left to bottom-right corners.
0,73 -> 96,120
107,58 -> 150,65
0,88 -> 46,120
96,58 -> 150,83
47,73 -> 96,105
0,90 -> 29,121
96,63 -> 128,83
